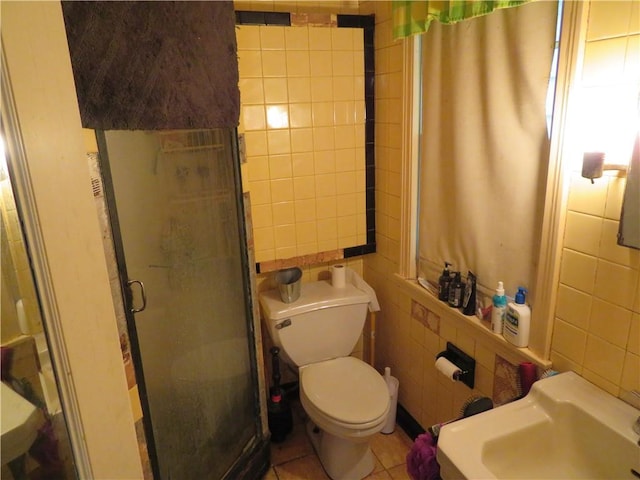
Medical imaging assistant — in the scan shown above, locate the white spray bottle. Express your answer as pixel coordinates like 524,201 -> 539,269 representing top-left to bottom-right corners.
491,281 -> 507,334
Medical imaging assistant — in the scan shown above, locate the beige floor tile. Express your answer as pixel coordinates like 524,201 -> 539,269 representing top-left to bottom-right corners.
387,464 -> 411,479
268,391 -> 414,480
370,430 -> 414,470
271,420 -> 314,466
263,466 -> 279,480
387,464 -> 411,480
370,455 -> 385,474
364,469 -> 393,479
275,454 -> 331,480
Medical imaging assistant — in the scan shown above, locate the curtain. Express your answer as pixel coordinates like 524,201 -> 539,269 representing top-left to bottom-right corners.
392,0 -> 530,39
418,1 -> 558,301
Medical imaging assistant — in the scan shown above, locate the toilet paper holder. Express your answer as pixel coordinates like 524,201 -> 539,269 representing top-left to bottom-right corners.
436,342 -> 475,389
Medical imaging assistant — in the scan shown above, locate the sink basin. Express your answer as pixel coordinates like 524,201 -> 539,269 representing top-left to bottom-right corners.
437,371 -> 640,479
1,381 -> 45,464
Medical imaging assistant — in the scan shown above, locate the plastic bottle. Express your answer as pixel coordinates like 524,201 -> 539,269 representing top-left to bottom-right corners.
438,262 -> 452,302
503,287 -> 530,347
462,271 -> 476,316
490,281 -> 507,334
448,272 -> 464,308
382,367 -> 399,434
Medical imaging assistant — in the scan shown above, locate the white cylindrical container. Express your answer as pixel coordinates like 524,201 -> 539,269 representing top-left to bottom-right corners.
381,367 -> 399,434
275,267 -> 302,303
331,264 -> 346,288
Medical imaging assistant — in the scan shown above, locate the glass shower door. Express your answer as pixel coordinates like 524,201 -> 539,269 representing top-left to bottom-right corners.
97,129 -> 262,479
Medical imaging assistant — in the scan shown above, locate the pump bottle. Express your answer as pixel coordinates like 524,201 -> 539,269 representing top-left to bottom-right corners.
438,262 -> 452,301
504,287 -> 531,348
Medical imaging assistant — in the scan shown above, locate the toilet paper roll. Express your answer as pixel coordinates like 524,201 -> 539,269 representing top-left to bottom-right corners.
331,264 -> 346,288
435,357 -> 462,382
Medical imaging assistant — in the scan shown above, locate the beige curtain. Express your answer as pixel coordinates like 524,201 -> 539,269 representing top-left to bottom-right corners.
418,1 -> 558,300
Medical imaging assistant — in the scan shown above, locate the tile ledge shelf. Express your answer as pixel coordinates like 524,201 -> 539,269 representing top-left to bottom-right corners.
392,274 -> 553,370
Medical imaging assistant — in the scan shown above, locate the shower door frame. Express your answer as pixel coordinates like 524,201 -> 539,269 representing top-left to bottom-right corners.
1,47 -> 90,478
96,129 -> 269,480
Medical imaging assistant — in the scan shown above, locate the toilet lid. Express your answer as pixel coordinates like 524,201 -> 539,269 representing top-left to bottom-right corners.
301,357 -> 389,425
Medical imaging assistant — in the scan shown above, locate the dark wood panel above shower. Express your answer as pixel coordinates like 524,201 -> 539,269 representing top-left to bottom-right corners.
61,1 -> 239,130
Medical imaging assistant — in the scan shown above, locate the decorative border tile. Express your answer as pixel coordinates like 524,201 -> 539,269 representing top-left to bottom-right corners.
258,249 -> 344,273
411,300 -> 440,335
492,354 -> 520,405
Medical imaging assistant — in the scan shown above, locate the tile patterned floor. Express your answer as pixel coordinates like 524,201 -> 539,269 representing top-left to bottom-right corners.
263,398 -> 415,480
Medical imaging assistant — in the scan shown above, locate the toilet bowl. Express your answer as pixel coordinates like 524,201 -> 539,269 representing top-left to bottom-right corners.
1,381 -> 45,465
300,357 -> 390,480
259,279 -> 388,480
300,357 -> 389,438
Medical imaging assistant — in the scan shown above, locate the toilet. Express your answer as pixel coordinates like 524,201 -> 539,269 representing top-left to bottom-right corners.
259,280 -> 390,480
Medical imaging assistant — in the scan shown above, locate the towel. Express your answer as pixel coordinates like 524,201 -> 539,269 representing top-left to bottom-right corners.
406,432 -> 441,480
346,267 -> 381,312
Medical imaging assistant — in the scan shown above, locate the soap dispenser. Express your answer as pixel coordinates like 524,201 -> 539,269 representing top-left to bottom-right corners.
504,287 -> 530,348
438,262 -> 452,301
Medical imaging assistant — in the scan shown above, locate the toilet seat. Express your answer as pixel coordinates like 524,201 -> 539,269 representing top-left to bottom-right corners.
300,357 -> 390,429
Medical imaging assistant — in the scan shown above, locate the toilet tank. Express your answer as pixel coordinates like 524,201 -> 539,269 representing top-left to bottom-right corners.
259,280 -> 370,367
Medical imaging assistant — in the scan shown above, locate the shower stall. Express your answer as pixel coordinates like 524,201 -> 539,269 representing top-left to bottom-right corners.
96,128 -> 269,479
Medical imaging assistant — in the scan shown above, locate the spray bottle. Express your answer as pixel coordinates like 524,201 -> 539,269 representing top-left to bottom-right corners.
491,281 -> 507,334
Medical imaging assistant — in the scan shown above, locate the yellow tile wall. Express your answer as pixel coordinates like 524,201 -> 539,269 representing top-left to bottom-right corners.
236,17 -> 367,263
550,1 -> 640,397
0,177 -> 43,342
239,0 -> 639,432
357,0 -> 498,429
361,0 -> 640,432
358,0 -> 456,427
234,0 -> 369,378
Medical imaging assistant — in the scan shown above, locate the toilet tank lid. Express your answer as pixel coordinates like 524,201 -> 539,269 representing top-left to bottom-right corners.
259,280 -> 370,320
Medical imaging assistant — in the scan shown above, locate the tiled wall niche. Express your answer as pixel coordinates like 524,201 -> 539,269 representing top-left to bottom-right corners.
236,11 -> 375,271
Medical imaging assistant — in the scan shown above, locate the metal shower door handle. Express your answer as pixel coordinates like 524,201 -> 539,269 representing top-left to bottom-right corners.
127,279 -> 147,313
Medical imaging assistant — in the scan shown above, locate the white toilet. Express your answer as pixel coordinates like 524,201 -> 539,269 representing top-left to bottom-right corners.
260,280 -> 390,480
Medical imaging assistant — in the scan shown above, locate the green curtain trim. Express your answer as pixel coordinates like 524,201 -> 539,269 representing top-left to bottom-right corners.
392,1 -> 531,39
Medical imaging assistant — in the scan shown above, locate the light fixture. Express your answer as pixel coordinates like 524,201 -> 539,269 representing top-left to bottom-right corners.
581,151 -> 628,184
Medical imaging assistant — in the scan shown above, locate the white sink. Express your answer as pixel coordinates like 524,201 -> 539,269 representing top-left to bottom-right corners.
437,371 -> 640,479
1,381 -> 45,464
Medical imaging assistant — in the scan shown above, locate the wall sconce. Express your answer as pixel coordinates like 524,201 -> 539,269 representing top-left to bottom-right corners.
581,151 -> 628,184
